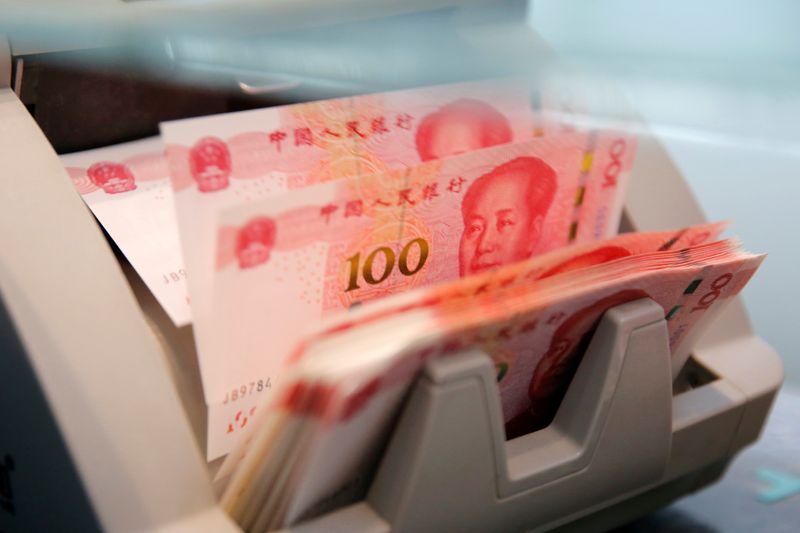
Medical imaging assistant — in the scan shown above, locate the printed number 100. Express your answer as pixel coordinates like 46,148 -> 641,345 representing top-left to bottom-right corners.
345,238 -> 429,292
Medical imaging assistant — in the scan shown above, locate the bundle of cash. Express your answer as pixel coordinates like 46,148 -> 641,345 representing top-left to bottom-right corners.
218,223 -> 763,530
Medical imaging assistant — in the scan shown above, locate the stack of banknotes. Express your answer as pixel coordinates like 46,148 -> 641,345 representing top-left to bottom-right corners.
218,223 -> 761,530
58,78 -> 763,530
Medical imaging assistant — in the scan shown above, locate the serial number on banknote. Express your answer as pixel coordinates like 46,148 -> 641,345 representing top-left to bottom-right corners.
162,268 -> 187,285
222,378 -> 272,405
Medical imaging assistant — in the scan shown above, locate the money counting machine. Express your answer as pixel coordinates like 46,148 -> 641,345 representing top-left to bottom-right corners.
0,1 -> 783,531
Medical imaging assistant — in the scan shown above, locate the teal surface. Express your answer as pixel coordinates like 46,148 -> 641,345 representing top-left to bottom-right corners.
616,387 -> 800,532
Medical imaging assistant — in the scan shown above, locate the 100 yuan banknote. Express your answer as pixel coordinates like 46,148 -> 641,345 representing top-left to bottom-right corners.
163,79 -> 539,332
206,131 -> 635,458
60,138 -> 191,327
161,78 -> 603,459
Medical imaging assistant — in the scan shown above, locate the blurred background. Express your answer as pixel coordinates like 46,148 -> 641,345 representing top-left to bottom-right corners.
530,0 -> 800,386
530,3 -> 800,530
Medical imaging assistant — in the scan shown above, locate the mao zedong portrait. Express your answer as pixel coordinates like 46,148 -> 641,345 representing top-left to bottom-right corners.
504,289 -> 649,439
415,98 -> 513,161
458,156 -> 557,277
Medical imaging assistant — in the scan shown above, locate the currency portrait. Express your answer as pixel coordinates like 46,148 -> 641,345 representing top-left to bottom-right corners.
415,98 -> 513,161
505,288 -> 649,438
458,156 -> 557,277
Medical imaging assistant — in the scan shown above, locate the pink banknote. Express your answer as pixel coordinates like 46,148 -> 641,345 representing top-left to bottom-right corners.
161,78 -> 537,397
60,138 -> 190,327
285,222 -> 730,349
207,131 -> 634,459
162,79 -> 540,458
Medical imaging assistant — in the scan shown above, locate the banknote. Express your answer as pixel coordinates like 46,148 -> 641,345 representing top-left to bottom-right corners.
219,238 -> 763,527
60,138 -> 191,327
205,129 -> 634,458
284,221 -> 730,340
161,78 -> 635,459
162,79 -> 545,458
161,78 -> 537,400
